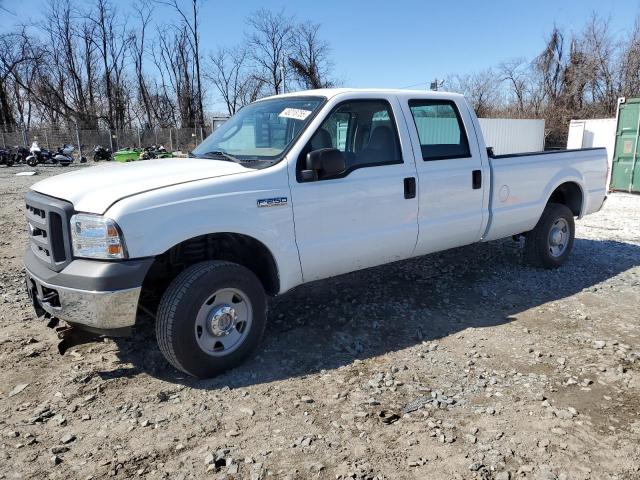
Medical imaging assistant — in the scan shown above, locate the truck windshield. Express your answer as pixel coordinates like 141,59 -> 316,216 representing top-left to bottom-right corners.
192,96 -> 324,165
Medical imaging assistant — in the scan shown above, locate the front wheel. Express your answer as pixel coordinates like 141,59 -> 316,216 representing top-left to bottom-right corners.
26,156 -> 38,167
524,203 -> 575,269
156,261 -> 267,378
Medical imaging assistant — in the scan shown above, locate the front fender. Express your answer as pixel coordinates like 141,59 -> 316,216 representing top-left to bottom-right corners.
105,166 -> 303,293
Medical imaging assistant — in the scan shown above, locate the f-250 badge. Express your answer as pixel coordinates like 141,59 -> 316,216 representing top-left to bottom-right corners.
257,197 -> 288,208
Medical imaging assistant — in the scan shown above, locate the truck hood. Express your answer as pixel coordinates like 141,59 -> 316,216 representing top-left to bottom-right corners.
30,157 -> 253,214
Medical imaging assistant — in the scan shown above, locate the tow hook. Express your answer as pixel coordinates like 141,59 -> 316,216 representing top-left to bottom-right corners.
49,320 -> 101,355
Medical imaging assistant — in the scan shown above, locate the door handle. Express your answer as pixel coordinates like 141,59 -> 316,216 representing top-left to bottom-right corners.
404,177 -> 416,199
472,170 -> 482,189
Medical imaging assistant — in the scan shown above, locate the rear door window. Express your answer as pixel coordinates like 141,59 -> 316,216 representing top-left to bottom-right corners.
408,100 -> 471,160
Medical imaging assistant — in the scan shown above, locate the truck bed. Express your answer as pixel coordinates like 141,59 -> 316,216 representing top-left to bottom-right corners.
482,147 -> 608,242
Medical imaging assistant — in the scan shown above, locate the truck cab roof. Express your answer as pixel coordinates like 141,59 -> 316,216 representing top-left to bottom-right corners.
262,87 -> 465,102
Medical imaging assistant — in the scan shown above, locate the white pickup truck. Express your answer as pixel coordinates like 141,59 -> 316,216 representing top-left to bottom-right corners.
24,88 -> 608,377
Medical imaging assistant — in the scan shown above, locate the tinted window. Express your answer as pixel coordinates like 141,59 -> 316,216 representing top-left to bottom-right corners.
306,100 -> 402,176
408,100 -> 471,160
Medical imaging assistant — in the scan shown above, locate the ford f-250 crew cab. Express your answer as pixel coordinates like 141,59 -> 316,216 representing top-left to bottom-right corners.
24,88 -> 608,378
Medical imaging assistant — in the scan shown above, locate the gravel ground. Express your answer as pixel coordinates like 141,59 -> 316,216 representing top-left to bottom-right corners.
0,163 -> 639,480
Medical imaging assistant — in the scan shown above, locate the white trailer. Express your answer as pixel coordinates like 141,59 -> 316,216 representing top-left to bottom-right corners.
479,118 -> 545,155
567,118 -> 616,186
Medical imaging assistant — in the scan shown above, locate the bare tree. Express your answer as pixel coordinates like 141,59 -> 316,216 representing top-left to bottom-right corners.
534,26 -> 566,105
580,14 -> 617,115
447,69 -> 502,117
154,25 -> 198,127
620,17 -> 640,97
0,2 -> 337,130
246,8 -> 293,95
288,21 -> 333,89
498,58 -> 531,116
130,0 -> 154,128
156,0 -> 204,127
88,0 -> 131,129
208,46 -> 253,115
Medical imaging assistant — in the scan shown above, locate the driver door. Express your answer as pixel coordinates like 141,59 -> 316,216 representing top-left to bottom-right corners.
288,97 -> 419,282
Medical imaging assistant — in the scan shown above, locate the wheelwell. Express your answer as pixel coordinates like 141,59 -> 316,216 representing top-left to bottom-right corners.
548,182 -> 583,216
142,233 -> 280,304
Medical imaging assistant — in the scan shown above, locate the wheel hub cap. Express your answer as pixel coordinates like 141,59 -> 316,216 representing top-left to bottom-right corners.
194,287 -> 253,357
208,306 -> 237,336
548,218 -> 569,257
549,228 -> 563,246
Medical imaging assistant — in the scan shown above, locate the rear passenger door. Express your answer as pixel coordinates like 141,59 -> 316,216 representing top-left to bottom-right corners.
400,97 -> 486,255
288,97 -> 419,282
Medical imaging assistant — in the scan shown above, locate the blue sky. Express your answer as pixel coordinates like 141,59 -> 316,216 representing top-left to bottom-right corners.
2,0 -> 640,103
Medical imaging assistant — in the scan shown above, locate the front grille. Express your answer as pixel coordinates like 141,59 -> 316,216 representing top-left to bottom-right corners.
25,191 -> 74,272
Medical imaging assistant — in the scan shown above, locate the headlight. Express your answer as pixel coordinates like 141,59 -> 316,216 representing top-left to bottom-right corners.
70,214 -> 127,259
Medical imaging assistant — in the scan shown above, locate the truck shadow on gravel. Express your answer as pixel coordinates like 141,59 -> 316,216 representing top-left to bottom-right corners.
105,238 -> 640,389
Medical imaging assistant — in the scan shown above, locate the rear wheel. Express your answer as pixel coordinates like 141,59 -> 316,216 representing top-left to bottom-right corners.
156,261 -> 267,378
524,203 -> 575,268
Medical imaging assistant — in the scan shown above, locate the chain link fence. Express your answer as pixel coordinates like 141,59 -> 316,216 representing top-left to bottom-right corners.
0,118 -> 229,159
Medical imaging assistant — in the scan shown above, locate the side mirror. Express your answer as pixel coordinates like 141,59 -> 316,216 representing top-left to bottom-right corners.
305,148 -> 346,180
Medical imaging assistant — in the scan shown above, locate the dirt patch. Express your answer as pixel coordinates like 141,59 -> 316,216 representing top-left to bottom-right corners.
0,164 -> 639,479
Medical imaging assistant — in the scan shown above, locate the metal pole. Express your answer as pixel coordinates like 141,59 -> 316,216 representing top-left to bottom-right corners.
22,126 -> 27,147
75,122 -> 82,160
44,129 -> 49,150
1,132 -> 5,148
200,126 -> 203,143
169,128 -> 173,152
137,127 -> 141,148
108,129 -> 114,153
154,127 -> 158,146
281,50 -> 287,93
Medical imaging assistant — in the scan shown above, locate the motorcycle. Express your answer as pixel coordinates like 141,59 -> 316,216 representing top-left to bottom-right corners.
52,144 -> 75,166
139,144 -> 171,160
11,146 -> 29,165
25,142 -> 78,167
0,148 -> 14,167
93,145 -> 112,161
25,142 -> 53,167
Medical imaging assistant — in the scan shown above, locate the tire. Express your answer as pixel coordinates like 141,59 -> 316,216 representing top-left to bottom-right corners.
524,203 -> 575,269
156,260 -> 267,378
26,156 -> 38,167
93,154 -> 100,162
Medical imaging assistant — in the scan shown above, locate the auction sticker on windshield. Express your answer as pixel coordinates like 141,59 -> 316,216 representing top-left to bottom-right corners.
279,108 -> 312,120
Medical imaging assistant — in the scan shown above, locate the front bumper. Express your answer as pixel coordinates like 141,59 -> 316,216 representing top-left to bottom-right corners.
24,249 -> 154,332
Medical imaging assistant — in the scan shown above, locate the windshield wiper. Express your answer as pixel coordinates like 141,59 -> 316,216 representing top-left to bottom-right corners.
198,150 -> 240,163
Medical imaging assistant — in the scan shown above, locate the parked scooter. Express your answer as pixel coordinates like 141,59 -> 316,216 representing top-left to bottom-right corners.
93,145 -> 112,161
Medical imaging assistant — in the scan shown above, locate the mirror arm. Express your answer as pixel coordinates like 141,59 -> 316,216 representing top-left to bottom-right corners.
299,169 -> 318,182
